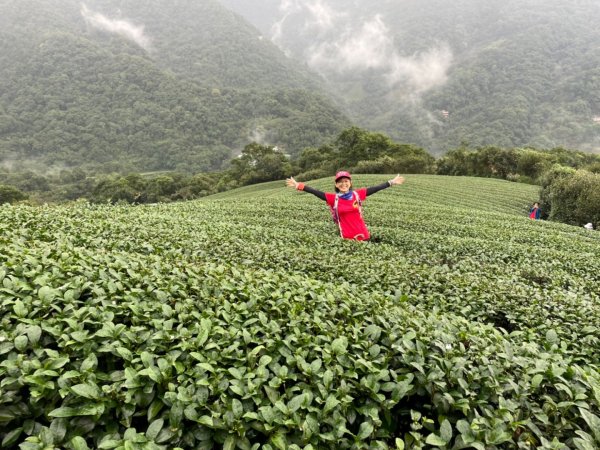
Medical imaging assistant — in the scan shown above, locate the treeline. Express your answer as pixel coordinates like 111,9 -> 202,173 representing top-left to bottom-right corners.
0,170 -> 220,205
437,145 -> 600,226
2,126 -> 599,228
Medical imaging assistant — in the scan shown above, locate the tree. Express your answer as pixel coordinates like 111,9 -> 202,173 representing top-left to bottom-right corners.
0,185 -> 27,204
516,149 -> 553,181
472,146 -> 518,179
229,143 -> 292,185
540,167 -> 600,226
334,127 -> 398,167
436,148 -> 475,176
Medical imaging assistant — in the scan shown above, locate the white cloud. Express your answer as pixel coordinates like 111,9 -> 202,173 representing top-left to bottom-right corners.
81,4 -> 151,51
309,14 -> 391,70
387,45 -> 453,93
273,0 -> 342,43
304,0 -> 340,31
306,13 -> 453,94
269,1 -> 453,95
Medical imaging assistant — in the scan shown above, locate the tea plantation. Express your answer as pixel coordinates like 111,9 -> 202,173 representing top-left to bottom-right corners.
1,175 -> 599,449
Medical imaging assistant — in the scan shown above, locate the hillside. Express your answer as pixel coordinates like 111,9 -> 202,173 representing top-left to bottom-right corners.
2,175 -> 599,447
0,0 -> 349,173
220,0 -> 600,153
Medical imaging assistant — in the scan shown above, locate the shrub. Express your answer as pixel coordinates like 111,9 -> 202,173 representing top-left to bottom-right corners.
540,167 -> 600,226
0,184 -> 28,204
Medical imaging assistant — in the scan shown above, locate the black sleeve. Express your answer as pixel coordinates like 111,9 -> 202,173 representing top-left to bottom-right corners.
301,185 -> 327,201
366,181 -> 392,197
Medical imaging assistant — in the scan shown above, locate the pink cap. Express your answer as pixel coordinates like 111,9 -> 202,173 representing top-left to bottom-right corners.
334,171 -> 352,182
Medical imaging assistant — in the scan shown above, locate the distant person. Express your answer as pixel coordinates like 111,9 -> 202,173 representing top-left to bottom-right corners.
286,171 -> 405,241
529,202 -> 541,220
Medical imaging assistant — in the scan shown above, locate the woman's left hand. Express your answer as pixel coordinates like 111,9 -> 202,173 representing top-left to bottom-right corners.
286,177 -> 299,189
390,174 -> 405,186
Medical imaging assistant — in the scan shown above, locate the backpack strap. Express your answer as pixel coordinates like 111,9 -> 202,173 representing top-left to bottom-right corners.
353,190 -> 363,218
332,195 -> 343,236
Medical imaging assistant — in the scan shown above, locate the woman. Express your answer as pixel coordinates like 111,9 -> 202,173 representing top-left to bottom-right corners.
286,171 -> 405,240
529,202 -> 541,220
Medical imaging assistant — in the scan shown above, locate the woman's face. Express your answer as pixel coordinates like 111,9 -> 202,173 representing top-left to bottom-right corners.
336,177 -> 352,193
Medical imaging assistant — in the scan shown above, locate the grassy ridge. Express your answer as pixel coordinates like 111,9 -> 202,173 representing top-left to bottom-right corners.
1,175 -> 600,448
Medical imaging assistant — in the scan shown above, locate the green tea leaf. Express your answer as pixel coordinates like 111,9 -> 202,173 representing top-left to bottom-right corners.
232,399 -> 244,418
357,421 -> 374,440
578,408 -> 600,441
425,433 -> 448,446
80,353 -> 98,371
323,395 -> 340,414
440,419 -> 452,443
49,404 -> 104,417
69,436 -> 90,450
546,330 -> 558,344
331,337 -> 348,355
71,383 -> 101,400
27,325 -> 42,345
531,374 -> 544,389
13,300 -> 27,318
146,418 -> 164,441
39,286 -> 57,302
141,351 -> 154,368
223,435 -> 237,450
1,428 -> 22,447
288,393 -> 306,413
14,335 -> 28,352
116,347 -> 133,361
270,431 -> 287,450
228,367 -> 243,380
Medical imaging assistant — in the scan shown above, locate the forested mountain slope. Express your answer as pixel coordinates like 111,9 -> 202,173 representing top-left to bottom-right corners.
220,0 -> 600,153
0,0 -> 349,173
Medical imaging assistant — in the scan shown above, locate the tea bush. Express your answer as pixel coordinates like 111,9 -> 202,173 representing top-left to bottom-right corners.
1,175 -> 599,449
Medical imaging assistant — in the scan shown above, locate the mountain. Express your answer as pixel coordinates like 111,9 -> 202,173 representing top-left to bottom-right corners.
0,0 -> 350,173
219,0 -> 600,154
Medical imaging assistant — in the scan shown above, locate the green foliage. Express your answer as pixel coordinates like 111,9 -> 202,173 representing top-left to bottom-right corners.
515,149 -> 555,180
228,143 -> 293,186
540,168 -> 600,226
437,146 -> 600,184
0,184 -> 27,204
1,175 -> 599,448
90,172 -> 222,204
297,127 -> 435,178
0,0 -> 349,173
414,0 -> 600,152
225,0 -> 600,153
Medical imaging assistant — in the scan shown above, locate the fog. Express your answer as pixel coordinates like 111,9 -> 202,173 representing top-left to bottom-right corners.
80,3 -> 152,51
252,0 -> 455,101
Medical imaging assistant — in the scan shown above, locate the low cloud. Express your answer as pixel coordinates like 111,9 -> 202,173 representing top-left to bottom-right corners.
272,1 -> 453,96
387,45 -> 453,94
272,0 -> 342,44
308,15 -> 390,70
304,0 -> 341,31
307,14 -> 452,94
81,4 -> 151,51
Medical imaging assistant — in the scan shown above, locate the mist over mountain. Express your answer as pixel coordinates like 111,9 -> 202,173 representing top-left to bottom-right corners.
0,0 -> 349,173
220,0 -> 600,153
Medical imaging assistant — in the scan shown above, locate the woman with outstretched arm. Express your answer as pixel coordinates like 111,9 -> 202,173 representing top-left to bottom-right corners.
286,171 -> 405,241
